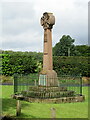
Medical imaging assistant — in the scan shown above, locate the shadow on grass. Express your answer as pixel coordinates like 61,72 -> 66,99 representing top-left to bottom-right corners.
15,113 -> 36,118
2,98 -> 37,118
2,98 -> 16,112
2,98 -> 31,114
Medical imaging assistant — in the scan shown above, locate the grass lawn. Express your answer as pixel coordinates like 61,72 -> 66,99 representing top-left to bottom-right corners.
1,85 -> 88,118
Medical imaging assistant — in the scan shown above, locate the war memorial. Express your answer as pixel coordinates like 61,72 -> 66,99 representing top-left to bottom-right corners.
12,12 -> 85,103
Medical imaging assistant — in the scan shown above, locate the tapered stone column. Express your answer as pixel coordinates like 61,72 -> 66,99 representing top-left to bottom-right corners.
43,29 -> 53,71
39,12 -> 58,86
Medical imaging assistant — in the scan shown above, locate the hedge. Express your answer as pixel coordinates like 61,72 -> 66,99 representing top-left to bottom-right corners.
53,56 -> 89,77
0,52 -> 89,77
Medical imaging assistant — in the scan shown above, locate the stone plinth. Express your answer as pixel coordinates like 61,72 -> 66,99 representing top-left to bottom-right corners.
12,89 -> 85,104
39,70 -> 58,86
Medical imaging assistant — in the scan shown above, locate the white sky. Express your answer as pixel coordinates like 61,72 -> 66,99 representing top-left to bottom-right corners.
0,0 -> 89,52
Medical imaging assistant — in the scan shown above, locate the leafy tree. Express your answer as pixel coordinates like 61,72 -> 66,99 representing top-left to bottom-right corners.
53,35 -> 80,56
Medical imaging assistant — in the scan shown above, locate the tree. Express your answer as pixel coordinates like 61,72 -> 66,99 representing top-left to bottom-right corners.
53,35 -> 80,56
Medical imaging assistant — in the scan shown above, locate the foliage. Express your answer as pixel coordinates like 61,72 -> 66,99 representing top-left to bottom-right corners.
53,35 -> 79,56
53,56 -> 89,77
1,47 -> 89,76
2,50 -> 43,62
0,53 -> 2,75
2,54 -> 13,76
75,45 -> 90,56
1,52 -> 40,76
53,35 -> 89,56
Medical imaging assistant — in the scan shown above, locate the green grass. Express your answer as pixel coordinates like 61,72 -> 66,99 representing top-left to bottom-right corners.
1,85 -> 88,118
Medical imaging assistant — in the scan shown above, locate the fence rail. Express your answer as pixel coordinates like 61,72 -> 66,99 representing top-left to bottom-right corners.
14,74 -> 82,96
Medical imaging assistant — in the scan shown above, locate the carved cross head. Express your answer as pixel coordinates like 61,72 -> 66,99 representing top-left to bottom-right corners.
40,12 -> 55,30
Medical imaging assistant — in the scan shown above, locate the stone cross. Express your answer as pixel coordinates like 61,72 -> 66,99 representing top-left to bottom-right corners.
39,12 -> 58,87
40,12 -> 55,71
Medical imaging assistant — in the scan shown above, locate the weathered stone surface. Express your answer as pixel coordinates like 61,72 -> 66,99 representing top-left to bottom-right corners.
29,86 -> 67,92
51,108 -> 56,119
39,12 -> 58,87
13,94 -> 85,104
40,12 -> 55,30
20,86 -> 75,99
16,100 -> 21,116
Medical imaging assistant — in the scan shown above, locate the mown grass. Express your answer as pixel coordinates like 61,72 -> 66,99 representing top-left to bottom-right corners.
2,85 -> 88,118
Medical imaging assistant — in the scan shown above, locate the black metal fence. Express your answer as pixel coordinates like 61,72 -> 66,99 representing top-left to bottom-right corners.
13,74 -> 38,93
13,74 -> 82,96
58,75 -> 82,96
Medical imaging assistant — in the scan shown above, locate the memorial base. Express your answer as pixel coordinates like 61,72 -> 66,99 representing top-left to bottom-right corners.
39,70 -> 58,86
12,86 -> 85,104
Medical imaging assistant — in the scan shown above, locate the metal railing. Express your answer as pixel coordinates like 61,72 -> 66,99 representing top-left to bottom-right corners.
13,74 -> 82,96
58,75 -> 82,95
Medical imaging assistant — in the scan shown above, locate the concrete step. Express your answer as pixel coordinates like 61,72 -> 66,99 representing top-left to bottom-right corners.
29,86 -> 67,92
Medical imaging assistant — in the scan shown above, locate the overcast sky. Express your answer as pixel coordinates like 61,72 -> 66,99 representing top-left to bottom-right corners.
0,0 -> 89,52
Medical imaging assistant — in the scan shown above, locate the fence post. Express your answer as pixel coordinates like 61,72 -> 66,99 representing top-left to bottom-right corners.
16,100 -> 21,116
58,80 -> 60,87
35,80 -> 37,86
14,74 -> 18,93
80,75 -> 82,96
50,108 -> 56,120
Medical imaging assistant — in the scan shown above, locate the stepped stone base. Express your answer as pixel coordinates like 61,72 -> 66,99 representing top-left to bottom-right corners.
29,86 -> 67,91
12,94 -> 85,104
12,86 -> 85,103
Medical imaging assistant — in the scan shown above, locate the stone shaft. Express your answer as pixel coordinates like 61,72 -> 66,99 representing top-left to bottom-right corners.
43,29 -> 53,71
